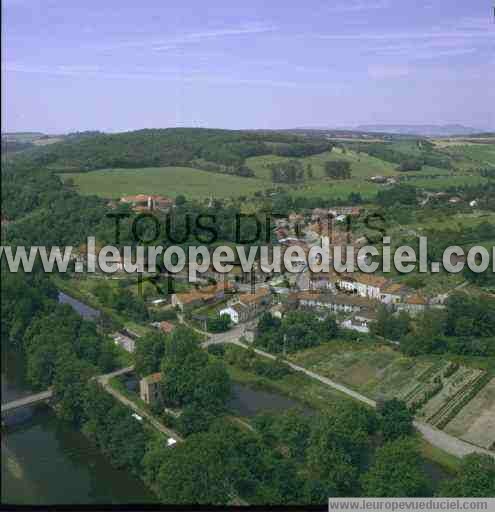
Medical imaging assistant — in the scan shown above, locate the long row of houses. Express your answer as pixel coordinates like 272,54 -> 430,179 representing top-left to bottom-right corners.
307,269 -> 433,313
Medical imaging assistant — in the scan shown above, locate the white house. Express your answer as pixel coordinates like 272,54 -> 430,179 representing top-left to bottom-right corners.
296,292 -> 371,315
337,274 -> 389,300
380,283 -> 408,305
340,312 -> 376,333
219,306 -> 241,324
219,302 -> 251,324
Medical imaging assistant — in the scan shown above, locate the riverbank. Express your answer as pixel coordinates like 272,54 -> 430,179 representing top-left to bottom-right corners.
1,346 -> 156,506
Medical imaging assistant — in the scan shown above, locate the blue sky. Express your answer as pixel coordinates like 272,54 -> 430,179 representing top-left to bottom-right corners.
2,0 -> 494,133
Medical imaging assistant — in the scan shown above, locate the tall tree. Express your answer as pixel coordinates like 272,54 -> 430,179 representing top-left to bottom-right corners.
440,454 -> 495,497
379,399 -> 413,441
154,432 -> 233,504
362,438 -> 429,497
134,332 -> 167,377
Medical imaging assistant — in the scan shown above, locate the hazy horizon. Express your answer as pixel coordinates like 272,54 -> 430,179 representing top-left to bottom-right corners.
3,0 -> 494,133
2,123 -> 492,137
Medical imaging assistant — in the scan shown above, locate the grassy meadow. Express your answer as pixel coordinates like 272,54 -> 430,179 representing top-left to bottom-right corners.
60,166 -> 269,200
60,140 -> 495,202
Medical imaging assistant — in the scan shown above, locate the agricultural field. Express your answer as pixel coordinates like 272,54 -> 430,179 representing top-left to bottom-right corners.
287,342 -> 493,450
444,377 -> 495,450
433,137 -> 495,148
287,342 -> 433,400
61,166 -> 269,200
434,141 -> 495,170
399,211 -> 495,232
245,148 -> 399,180
61,160 -> 384,202
452,145 -> 495,169
59,139 -> 495,202
32,136 -> 64,146
289,179 -> 380,200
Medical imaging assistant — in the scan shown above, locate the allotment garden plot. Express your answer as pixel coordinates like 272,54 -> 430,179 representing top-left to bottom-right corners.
288,343 -> 493,451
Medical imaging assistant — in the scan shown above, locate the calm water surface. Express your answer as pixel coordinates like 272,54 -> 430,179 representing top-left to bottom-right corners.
228,382 -> 313,417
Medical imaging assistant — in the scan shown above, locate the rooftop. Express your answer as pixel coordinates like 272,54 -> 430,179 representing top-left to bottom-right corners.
382,283 -> 407,294
142,372 -> 162,384
159,321 -> 175,334
405,294 -> 428,305
239,287 -> 270,305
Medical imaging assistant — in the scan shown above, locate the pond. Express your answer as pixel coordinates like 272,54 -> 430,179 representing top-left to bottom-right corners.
228,382 -> 313,417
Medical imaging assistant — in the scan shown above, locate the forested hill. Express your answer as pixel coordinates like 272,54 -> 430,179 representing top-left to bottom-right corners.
13,128 -> 332,171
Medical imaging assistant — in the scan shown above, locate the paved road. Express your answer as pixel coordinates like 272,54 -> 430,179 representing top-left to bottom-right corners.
207,337 -> 494,460
202,321 -> 256,347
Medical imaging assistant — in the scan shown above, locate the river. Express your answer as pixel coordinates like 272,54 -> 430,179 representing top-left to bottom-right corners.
1,295 -> 156,506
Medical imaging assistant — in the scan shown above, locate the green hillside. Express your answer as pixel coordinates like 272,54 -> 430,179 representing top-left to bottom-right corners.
61,166 -> 269,200
16,128 -> 332,172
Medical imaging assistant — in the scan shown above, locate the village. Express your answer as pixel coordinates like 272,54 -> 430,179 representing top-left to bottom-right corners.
89,193 -> 453,350
75,194 -> 464,416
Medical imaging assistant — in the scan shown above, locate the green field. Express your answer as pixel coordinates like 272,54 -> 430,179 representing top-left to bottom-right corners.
61,166 -> 269,200
60,140 -> 495,202
287,342 -> 436,401
60,148 -> 396,202
440,143 -> 495,168
246,148 -> 399,179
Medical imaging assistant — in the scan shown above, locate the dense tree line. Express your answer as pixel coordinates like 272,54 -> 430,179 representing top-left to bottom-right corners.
354,142 -> 452,170
223,345 -> 292,380
81,382 -> 153,477
376,184 -> 418,207
160,326 -> 231,413
324,160 -> 352,179
191,159 -> 255,178
272,141 -> 331,158
372,293 -> 495,357
13,128 -> 332,172
397,159 -> 423,172
479,167 -> 495,178
1,264 -> 58,345
1,160 -> 111,247
1,268 -> 120,418
1,139 -> 34,153
269,159 -> 305,184
254,311 -> 339,353
251,399 -> 434,500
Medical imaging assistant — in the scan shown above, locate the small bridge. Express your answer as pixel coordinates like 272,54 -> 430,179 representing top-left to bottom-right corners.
1,389 -> 54,415
1,367 -> 135,418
